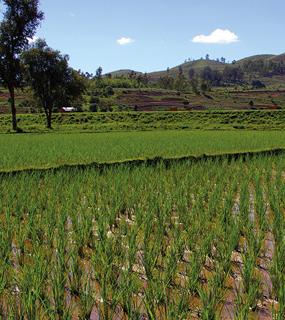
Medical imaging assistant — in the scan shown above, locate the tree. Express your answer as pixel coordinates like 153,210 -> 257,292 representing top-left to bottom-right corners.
175,66 -> 187,92
95,66 -> 103,80
22,39 -> 86,129
158,75 -> 174,90
128,70 -> 136,79
0,0 -> 43,131
200,81 -> 210,94
251,80 -> 265,89
205,54 -> 210,61
190,78 -> 199,95
142,73 -> 149,86
223,66 -> 244,84
201,66 -> 213,82
188,68 -> 195,80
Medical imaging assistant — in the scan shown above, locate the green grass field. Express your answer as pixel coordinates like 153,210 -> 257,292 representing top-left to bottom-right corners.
2,130 -> 285,172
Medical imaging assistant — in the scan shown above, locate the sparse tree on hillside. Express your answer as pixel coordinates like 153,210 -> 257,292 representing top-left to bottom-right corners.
22,39 -> 86,128
137,73 -> 149,87
201,66 -> 213,82
0,0 -> 44,131
201,66 -> 223,87
188,68 -> 195,80
200,80 -> 210,94
158,75 -> 174,90
175,66 -> 187,92
223,66 -> 244,84
190,78 -> 199,95
128,70 -> 136,79
142,73 -> 149,86
84,72 -> 94,79
206,54 -> 210,60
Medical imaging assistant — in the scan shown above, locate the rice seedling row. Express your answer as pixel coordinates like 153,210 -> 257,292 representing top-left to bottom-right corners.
0,155 -> 285,319
2,130 -> 285,172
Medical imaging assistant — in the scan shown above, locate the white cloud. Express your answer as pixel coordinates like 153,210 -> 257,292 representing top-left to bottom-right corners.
192,29 -> 239,44
28,36 -> 38,44
117,37 -> 134,45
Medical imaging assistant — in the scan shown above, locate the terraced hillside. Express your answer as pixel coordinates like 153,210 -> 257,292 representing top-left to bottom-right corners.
0,88 -> 33,114
115,88 -> 285,111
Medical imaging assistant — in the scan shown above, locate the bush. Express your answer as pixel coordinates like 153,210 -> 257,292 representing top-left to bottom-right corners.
251,80 -> 266,89
18,98 -> 39,113
89,104 -> 98,112
104,86 -> 115,97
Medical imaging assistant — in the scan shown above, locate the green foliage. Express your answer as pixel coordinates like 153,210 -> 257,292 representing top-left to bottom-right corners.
22,39 -> 86,128
0,0 -> 44,130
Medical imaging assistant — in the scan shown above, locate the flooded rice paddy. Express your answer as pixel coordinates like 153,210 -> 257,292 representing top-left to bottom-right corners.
0,155 -> 285,319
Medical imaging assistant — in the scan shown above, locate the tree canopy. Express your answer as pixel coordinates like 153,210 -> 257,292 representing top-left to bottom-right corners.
0,0 -> 43,131
22,39 -> 86,128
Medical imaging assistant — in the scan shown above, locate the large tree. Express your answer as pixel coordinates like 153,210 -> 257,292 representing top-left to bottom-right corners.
22,39 -> 86,129
0,0 -> 43,131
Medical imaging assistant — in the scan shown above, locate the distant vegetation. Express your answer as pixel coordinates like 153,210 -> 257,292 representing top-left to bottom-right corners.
0,0 -> 86,130
0,1 -> 284,131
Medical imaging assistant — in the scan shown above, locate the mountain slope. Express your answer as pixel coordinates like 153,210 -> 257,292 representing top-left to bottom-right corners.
148,59 -> 225,81
108,53 -> 285,84
107,69 -> 141,77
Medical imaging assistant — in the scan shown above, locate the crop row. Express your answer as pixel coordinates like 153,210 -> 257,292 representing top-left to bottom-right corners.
2,130 -> 285,172
0,156 -> 285,319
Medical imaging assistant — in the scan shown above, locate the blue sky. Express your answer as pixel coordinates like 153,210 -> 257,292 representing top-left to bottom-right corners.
31,0 -> 285,73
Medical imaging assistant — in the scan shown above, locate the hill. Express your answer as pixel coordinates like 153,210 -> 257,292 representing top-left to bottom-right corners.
148,59 -> 225,81
107,69 -> 142,77
108,53 -> 285,85
270,53 -> 285,63
235,54 -> 275,64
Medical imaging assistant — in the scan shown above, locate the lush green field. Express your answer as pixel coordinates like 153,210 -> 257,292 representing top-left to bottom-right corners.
0,155 -> 283,318
1,110 -> 285,133
2,130 -> 285,172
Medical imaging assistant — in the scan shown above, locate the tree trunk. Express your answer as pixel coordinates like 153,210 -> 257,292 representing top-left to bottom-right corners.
8,85 -> 17,131
46,108 -> 52,129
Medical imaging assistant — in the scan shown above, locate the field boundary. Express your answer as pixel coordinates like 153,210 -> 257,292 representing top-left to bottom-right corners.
2,110 -> 285,133
1,148 -> 285,176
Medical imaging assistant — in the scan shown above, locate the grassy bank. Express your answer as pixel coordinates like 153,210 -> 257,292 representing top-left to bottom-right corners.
1,110 -> 285,133
2,130 -> 285,171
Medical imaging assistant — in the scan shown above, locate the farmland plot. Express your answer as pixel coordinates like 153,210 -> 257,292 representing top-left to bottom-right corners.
2,130 -> 285,172
0,155 -> 285,319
